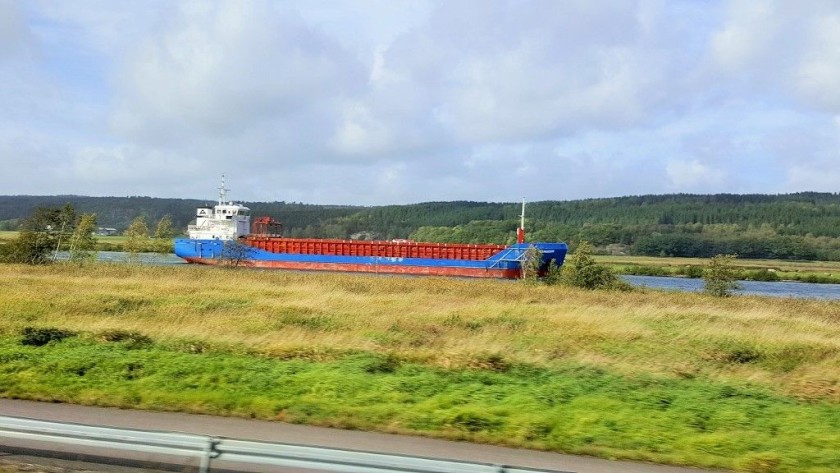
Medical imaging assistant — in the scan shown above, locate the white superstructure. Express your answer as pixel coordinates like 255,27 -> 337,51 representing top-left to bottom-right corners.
187,176 -> 251,240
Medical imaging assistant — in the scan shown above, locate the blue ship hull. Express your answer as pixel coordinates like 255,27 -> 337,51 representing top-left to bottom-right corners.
174,239 -> 567,279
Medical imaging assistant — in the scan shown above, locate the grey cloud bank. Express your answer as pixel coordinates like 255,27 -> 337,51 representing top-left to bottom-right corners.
1,0 -> 838,205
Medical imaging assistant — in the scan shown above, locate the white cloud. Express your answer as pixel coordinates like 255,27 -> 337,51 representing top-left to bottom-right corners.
360,1 -> 666,146
796,14 -> 840,111
0,0 -> 31,59
666,159 -> 726,191
111,0 -> 364,147
710,2 -> 782,73
4,0 -> 840,204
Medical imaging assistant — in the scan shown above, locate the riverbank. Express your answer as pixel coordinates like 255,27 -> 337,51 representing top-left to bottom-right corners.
596,255 -> 840,284
1,263 -> 838,472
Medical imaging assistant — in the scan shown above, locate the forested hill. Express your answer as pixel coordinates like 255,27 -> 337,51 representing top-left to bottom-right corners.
2,192 -> 839,260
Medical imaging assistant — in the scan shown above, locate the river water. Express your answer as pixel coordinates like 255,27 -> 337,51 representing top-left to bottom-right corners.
71,252 -> 840,301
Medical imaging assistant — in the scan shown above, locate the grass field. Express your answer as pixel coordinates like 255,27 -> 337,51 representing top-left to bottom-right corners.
593,255 -> 840,284
0,263 -> 838,472
595,255 -> 840,272
0,232 -> 160,252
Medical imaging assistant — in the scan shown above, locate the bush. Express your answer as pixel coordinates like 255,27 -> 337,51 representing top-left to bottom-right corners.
622,265 -> 669,277
681,265 -> 704,278
703,254 -> 740,297
560,241 -> 627,290
99,330 -> 153,349
20,327 -> 77,346
745,269 -> 781,282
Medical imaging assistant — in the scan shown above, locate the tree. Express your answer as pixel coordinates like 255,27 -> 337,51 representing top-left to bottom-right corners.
153,215 -> 176,254
560,241 -> 623,290
220,239 -> 251,267
0,204 -> 75,264
52,203 -> 77,260
124,216 -> 149,263
520,245 -> 542,283
703,254 -> 740,297
69,213 -> 98,264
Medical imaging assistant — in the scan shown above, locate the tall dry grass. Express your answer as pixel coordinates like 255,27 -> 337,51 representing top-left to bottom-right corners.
2,263 -> 838,401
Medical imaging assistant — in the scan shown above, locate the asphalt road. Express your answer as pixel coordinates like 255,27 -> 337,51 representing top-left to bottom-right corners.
0,399 -> 726,473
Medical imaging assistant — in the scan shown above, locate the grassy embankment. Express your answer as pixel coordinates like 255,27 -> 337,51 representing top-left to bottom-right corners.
0,232 -> 141,253
1,263 -> 839,472
595,255 -> 840,284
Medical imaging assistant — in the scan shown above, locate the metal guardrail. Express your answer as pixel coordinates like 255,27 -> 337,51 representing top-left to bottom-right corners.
0,416 -> 570,473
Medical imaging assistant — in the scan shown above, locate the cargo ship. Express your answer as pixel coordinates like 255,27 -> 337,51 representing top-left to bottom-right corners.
174,179 -> 567,279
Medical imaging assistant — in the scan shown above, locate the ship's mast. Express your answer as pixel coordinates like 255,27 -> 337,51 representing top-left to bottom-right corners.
218,174 -> 230,206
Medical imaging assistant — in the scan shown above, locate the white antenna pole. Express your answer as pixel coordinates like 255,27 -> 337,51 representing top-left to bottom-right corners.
218,174 -> 229,205
520,198 -> 525,231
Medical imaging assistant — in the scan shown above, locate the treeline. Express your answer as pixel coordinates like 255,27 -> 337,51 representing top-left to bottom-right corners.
1,193 -> 839,261
0,196 -> 360,237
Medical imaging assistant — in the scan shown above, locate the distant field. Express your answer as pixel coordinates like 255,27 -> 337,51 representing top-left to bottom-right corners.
595,255 -> 840,284
0,232 -> 164,252
0,263 -> 838,472
595,254 -> 840,273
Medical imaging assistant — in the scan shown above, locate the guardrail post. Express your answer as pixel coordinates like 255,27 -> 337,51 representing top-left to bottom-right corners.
199,437 -> 218,473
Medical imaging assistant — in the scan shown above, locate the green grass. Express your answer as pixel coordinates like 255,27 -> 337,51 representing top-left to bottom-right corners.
595,255 -> 840,284
1,334 -> 838,472
1,263 -> 839,472
0,231 -> 172,252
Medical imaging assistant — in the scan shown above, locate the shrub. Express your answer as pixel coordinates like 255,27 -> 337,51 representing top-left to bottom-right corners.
623,265 -> 669,277
703,254 -> 740,297
20,327 -> 77,346
468,352 -> 510,372
99,330 -> 153,348
519,245 -> 543,283
361,353 -> 401,374
745,269 -> 780,282
681,265 -> 704,278
559,241 -> 627,290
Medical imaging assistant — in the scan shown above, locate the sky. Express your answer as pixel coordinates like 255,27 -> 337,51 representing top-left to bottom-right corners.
1,0 -> 839,205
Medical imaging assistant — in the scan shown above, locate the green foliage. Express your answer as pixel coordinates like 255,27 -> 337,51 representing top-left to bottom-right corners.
560,241 -> 624,290
99,329 -> 153,349
745,268 -> 781,282
20,327 -> 77,346
620,264 -> 671,277
703,254 -> 740,297
69,213 -> 98,263
542,260 -> 563,285
152,215 -> 175,254
1,334 -> 839,472
519,245 -> 542,283
0,204 -> 76,264
123,216 -> 149,262
681,265 -> 705,278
